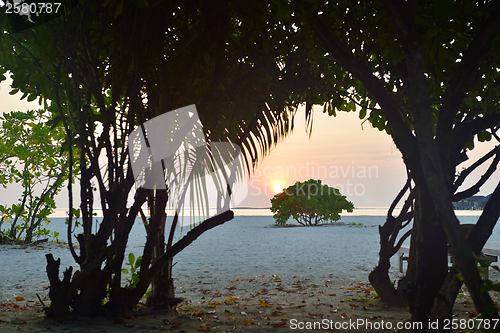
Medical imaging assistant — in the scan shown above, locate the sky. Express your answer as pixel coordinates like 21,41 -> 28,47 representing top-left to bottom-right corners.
238,107 -> 407,208
1,73 -> 499,211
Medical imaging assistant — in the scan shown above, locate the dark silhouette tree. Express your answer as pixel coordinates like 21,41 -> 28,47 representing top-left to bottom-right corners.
290,0 -> 500,325
3,0 -> 500,326
0,0 -> 329,316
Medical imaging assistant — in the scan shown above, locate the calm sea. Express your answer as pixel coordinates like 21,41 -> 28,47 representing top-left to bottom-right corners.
39,207 -> 498,283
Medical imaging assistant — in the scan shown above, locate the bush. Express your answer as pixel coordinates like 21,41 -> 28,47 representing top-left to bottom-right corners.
270,179 -> 354,226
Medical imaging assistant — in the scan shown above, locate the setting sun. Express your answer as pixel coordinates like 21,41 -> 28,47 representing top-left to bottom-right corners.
273,185 -> 284,194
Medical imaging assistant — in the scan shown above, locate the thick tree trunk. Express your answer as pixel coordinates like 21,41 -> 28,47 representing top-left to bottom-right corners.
401,186 -> 448,327
73,264 -> 110,316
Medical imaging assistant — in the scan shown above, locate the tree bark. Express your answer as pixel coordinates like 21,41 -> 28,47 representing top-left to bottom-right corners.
370,177 -> 413,304
431,179 -> 500,320
402,185 -> 449,326
45,254 -> 72,318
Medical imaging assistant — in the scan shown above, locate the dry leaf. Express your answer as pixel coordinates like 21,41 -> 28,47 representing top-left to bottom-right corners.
271,311 -> 283,316
242,319 -> 255,325
171,321 -> 182,329
15,297 -> 24,301
259,299 -> 272,307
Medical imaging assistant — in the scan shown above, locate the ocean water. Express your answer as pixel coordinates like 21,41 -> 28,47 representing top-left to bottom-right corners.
31,208 -> 500,283
2,208 -> 499,302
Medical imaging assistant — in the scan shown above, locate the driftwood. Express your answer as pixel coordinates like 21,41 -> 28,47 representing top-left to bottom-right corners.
32,238 -> 49,245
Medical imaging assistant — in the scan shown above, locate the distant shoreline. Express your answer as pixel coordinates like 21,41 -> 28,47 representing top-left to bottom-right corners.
47,207 -> 485,218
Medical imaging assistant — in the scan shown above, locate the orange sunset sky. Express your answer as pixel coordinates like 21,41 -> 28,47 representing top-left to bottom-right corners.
1,74 -> 498,209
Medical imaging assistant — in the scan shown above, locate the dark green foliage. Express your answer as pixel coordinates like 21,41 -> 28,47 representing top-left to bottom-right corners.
270,179 -> 354,226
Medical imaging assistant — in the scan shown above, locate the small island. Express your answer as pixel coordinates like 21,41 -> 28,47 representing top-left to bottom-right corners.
270,179 -> 354,226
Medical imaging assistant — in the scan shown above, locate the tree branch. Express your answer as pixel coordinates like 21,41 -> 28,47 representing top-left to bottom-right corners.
453,151 -> 500,202
453,145 -> 500,192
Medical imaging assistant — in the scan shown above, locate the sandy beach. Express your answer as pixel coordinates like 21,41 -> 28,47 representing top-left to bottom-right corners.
1,214 -> 499,332
0,270 -> 489,333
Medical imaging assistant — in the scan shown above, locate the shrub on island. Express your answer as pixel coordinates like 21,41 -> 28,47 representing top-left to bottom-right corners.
270,179 -> 354,226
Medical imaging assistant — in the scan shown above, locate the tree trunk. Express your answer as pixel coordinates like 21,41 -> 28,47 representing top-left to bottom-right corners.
401,185 -> 448,327
431,180 -> 500,320
45,254 -> 72,318
369,219 -> 402,304
369,259 -> 402,304
146,260 -> 180,308
370,177 -> 413,304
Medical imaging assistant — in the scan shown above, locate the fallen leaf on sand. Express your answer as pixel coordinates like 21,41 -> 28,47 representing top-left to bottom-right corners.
199,323 -> 210,331
243,319 -> 255,325
171,321 -> 182,328
15,297 -> 24,301
259,299 -> 272,307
